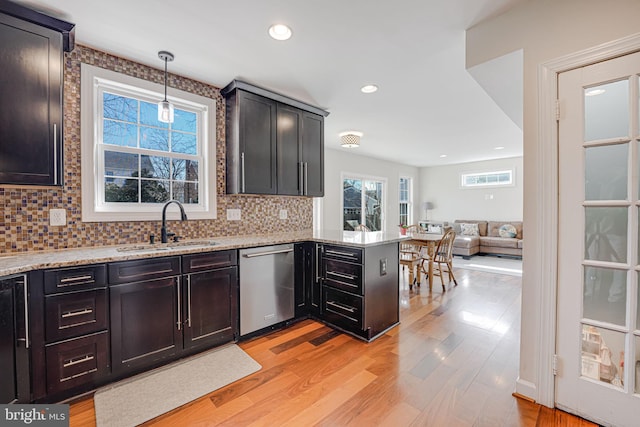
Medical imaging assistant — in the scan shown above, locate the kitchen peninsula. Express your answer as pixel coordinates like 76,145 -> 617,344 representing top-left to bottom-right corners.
0,230 -> 404,404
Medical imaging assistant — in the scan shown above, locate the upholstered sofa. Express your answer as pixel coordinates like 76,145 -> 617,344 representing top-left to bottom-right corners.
451,219 -> 523,258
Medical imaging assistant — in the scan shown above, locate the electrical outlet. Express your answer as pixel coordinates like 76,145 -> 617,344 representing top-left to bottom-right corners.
226,209 -> 241,221
50,209 -> 66,226
279,209 -> 288,220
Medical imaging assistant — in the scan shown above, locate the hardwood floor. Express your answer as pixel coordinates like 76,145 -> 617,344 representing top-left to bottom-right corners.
69,264 -> 597,426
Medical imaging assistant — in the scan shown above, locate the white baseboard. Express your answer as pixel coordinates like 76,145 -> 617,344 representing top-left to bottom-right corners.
515,377 -> 539,404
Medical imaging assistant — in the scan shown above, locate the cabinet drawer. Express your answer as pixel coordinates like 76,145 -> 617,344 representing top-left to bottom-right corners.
45,289 -> 107,342
44,264 -> 107,294
323,259 -> 363,294
322,286 -> 363,330
323,245 -> 363,264
45,331 -> 109,395
109,256 -> 180,284
182,250 -> 237,273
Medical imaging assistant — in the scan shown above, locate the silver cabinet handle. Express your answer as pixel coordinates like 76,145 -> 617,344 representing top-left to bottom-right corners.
326,300 -> 356,313
176,276 -> 181,331
61,308 -> 93,318
63,354 -> 94,368
299,162 -> 304,195
325,250 -> 356,258
327,271 -> 356,281
242,248 -> 293,258
304,162 -> 308,195
315,244 -> 321,282
53,123 -> 58,185
187,275 -> 192,328
241,152 -> 246,193
22,275 -> 29,349
59,275 -> 95,287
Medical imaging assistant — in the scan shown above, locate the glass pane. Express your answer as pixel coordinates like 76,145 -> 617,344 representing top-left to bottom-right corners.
585,143 -> 628,200
171,132 -> 197,155
343,179 -> 362,231
172,159 -> 198,181
173,109 -> 197,133
364,180 -> 382,232
140,101 -> 168,128
581,325 -> 624,388
635,336 -> 640,394
141,155 -> 170,180
103,92 -> 137,122
103,120 -> 138,147
104,151 -> 138,178
399,203 -> 408,226
584,266 -> 626,326
585,207 -> 627,263
172,181 -> 198,204
584,80 -> 629,141
140,180 -> 169,203
105,177 -> 138,202
140,126 -> 169,151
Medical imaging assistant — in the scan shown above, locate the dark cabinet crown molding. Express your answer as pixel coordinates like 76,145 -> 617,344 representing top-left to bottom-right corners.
222,80 -> 330,117
0,0 -> 75,51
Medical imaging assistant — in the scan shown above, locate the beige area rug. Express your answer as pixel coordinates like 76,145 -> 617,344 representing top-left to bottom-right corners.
453,255 -> 522,276
94,344 -> 261,427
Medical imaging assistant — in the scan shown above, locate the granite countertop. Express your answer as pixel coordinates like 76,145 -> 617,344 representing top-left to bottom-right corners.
0,230 -> 407,276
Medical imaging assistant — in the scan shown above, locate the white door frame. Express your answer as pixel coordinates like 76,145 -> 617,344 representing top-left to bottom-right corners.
536,33 -> 640,407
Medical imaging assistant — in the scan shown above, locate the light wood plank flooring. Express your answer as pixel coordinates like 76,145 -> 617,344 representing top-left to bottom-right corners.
69,262 -> 597,426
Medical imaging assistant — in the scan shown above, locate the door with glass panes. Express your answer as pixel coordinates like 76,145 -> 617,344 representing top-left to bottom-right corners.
557,51 -> 640,426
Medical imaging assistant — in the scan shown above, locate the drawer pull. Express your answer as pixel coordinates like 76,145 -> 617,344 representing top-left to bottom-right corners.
60,368 -> 98,382
325,250 -> 356,258
59,275 -> 95,286
327,300 -> 356,313
327,271 -> 356,281
61,308 -> 93,318
63,354 -> 94,368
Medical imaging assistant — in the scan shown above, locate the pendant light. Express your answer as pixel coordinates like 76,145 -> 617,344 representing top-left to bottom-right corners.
157,51 -> 175,123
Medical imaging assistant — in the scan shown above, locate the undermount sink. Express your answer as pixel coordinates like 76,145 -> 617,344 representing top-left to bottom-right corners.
116,240 -> 218,252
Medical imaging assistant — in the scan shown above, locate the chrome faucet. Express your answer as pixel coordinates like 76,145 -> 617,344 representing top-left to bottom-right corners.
161,200 -> 188,243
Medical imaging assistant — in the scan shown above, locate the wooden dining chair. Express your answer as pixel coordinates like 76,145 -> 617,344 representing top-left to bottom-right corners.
399,225 -> 422,286
420,228 -> 458,291
354,224 -> 370,231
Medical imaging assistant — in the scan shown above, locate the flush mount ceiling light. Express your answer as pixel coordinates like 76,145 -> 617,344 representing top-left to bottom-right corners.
585,88 -> 606,97
439,154 -> 447,158
361,84 -> 378,94
268,24 -> 292,41
494,146 -> 505,150
339,131 -> 363,148
157,50 -> 175,123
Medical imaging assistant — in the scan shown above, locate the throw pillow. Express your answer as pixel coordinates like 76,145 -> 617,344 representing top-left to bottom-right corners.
498,223 -> 517,238
460,223 -> 479,236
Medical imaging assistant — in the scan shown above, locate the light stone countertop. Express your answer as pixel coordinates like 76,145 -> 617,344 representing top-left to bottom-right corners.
0,230 -> 408,276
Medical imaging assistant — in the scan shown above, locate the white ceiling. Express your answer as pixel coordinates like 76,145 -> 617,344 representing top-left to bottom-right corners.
18,0 -> 524,167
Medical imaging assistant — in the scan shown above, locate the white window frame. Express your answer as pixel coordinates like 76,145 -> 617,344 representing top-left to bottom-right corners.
340,172 -> 387,232
80,64 -> 216,221
460,169 -> 514,189
399,176 -> 412,226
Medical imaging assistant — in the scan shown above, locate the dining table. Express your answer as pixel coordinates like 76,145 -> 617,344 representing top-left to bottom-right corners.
405,232 -> 445,291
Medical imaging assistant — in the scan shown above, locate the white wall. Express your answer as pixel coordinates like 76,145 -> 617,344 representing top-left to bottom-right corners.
466,0 -> 640,406
419,157 -> 523,223
321,148 -> 420,231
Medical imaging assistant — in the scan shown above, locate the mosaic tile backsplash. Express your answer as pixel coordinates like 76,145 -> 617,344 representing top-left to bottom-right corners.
0,45 -> 312,253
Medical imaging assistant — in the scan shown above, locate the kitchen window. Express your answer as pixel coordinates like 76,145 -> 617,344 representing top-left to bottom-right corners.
80,64 -> 216,221
399,177 -> 412,226
342,175 -> 386,232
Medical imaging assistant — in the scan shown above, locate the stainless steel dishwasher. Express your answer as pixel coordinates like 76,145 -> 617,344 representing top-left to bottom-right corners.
239,244 -> 294,336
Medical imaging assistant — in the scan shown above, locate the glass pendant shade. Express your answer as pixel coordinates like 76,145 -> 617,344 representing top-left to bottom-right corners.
158,99 -> 174,123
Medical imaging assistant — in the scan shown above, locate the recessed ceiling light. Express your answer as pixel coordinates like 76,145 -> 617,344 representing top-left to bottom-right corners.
439,154 -> 447,158
585,88 -> 605,97
361,84 -> 378,94
495,146 -> 505,150
268,24 -> 292,41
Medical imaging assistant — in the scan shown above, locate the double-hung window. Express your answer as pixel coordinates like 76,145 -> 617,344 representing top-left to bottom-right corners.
399,177 -> 412,226
81,64 -> 216,221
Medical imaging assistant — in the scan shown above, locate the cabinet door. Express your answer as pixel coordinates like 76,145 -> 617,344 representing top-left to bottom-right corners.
239,91 -> 277,194
294,243 -> 306,317
277,104 -> 303,195
301,112 -> 324,197
0,14 -> 62,185
183,267 -> 238,351
110,277 -> 182,376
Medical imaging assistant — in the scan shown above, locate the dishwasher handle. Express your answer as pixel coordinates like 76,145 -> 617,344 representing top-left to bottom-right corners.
242,248 -> 293,258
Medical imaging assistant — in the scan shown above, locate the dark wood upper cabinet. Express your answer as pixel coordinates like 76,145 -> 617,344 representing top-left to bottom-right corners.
222,80 -> 328,196
0,1 -> 74,186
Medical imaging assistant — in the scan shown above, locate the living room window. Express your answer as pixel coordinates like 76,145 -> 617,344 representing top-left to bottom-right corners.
80,64 -> 216,221
342,175 -> 385,231
399,177 -> 412,226
461,169 -> 513,188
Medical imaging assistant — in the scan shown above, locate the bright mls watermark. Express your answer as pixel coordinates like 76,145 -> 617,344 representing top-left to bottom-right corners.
0,405 -> 68,426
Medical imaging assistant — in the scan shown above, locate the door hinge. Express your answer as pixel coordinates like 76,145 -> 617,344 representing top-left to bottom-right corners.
552,354 -> 559,376
555,99 -> 561,121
